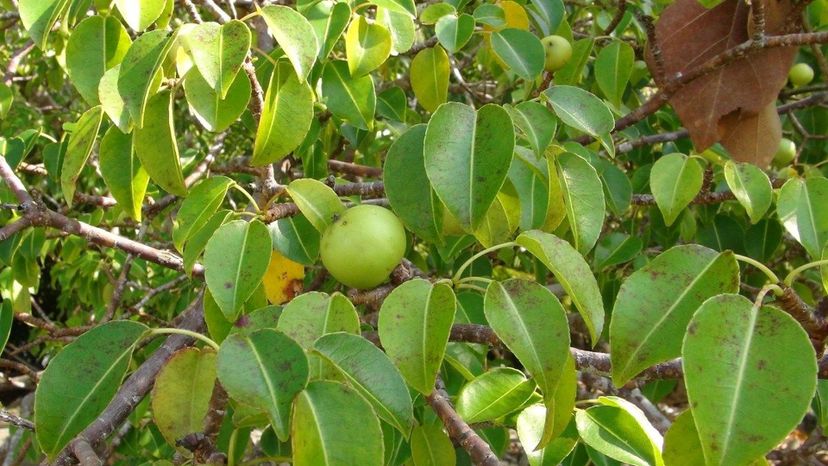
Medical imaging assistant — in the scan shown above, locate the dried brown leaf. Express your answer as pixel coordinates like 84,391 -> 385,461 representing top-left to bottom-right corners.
718,102 -> 781,166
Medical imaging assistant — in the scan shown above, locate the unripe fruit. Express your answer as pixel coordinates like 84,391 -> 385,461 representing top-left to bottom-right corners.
320,205 -> 407,289
541,35 -> 572,72
773,137 -> 797,167
789,63 -> 815,87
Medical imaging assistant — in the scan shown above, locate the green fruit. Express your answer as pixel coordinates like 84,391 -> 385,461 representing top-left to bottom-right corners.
789,63 -> 815,87
540,35 -> 572,72
773,137 -> 797,167
320,204 -> 407,289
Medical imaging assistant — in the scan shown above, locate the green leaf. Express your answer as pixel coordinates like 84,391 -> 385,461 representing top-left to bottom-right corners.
35,321 -> 148,457
384,124 -> 443,243
508,101 -> 557,158
151,347 -> 217,448
595,159 -> 631,215
683,294 -> 817,466
516,230 -> 604,344
610,245 -> 738,385
183,66 -> 251,133
133,89 -> 187,196
61,106 -> 104,205
173,176 -> 234,252
576,396 -> 664,466
260,5 -> 319,82
293,381 -> 384,466
312,332 -> 415,437
377,7 -> 415,54
345,15 -> 392,77
118,29 -> 177,127
424,103 -> 515,230
99,126 -> 149,221
269,214 -> 320,266
543,86 -> 614,138
662,410 -> 705,466
184,210 -> 232,275
0,300 -> 12,356
526,0 -> 565,36
410,46 -> 450,113
555,152 -> 605,254
308,1 -> 351,60
723,161 -> 772,224
378,279 -> 456,395
594,40 -> 634,109
321,60 -> 376,130
114,0 -> 166,31
517,406 -> 578,466
372,0 -> 416,17
0,82 -> 12,120
473,4 -> 506,28
509,149 -> 549,231
650,153 -> 704,226
456,367 -> 536,424
285,178 -> 346,233
410,423 -> 456,466
421,3 -> 456,24
593,233 -> 642,270
251,60 -> 314,165
777,176 -> 828,259
66,15 -> 132,105
182,20 -> 251,99
204,220 -> 273,320
554,38 -> 593,86
217,329 -> 309,441
277,292 -> 360,349
99,65 -> 132,132
18,0 -> 71,49
435,14 -> 474,54
491,28 -> 545,80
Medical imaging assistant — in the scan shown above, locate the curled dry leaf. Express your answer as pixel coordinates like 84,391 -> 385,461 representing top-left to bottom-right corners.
647,0 -> 798,165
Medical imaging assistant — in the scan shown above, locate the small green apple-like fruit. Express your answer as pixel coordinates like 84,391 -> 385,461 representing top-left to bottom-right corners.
541,35 -> 572,72
320,204 -> 407,289
773,137 -> 797,167
789,63 -> 815,87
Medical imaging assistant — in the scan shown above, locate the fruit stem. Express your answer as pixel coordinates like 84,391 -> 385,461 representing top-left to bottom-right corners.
734,254 -> 780,285
452,242 -> 517,284
148,328 -> 221,352
784,259 -> 828,286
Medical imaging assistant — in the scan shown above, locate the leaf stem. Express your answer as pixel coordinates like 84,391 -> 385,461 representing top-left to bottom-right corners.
733,254 -> 780,284
231,183 -> 261,213
148,328 -> 220,352
456,283 -> 488,294
754,283 -> 784,307
452,242 -> 516,284
456,276 -> 493,287
784,259 -> 828,286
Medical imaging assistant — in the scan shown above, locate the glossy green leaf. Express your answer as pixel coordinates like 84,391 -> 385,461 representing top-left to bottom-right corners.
183,66 -> 251,132
218,329 -> 309,441
650,153 -> 704,226
421,3 -> 456,24
378,279 -> 456,395
35,321 -> 148,457
576,396 -> 664,466
516,230 -> 604,344
18,0 -> 70,49
543,86 -> 614,138
509,101 -> 557,158
260,5 -> 319,81
173,176 -> 234,252
662,410 -> 705,466
313,332 -> 414,436
491,28 -> 545,80
410,46 -> 450,113
99,65 -> 132,132
435,14 -> 474,54
777,176 -> 828,259
285,178 -> 346,233
118,29 -> 177,127
321,60 -> 376,130
683,294 -> 817,466
133,89 -> 187,196
151,347 -> 217,448
593,233 -> 642,270
99,126 -> 148,221
526,0 -> 565,36
377,7 -> 415,54
384,124 -> 443,243
410,423 -> 456,466
345,16 -> 392,77
184,210 -> 232,275
372,0 -> 415,17
204,220 -> 273,320
114,0 -> 166,31
293,381 -> 384,466
269,214 -> 320,266
0,83 -> 12,120
61,106 -> 104,205
0,301 -> 12,356
312,1 -> 351,60
724,161 -> 772,224
509,149 -> 549,230
182,20 -> 250,98
517,406 -> 579,465
555,152 -> 605,254
251,60 -> 314,165
277,292 -> 360,349
456,367 -> 536,424
424,103 -> 515,230
66,15 -> 131,105
594,40 -> 634,109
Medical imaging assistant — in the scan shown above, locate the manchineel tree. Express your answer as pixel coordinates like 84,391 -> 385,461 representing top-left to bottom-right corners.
0,0 -> 827,464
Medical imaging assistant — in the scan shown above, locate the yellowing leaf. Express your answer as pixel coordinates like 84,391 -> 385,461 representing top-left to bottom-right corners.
499,0 -> 530,29
263,251 -> 305,305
